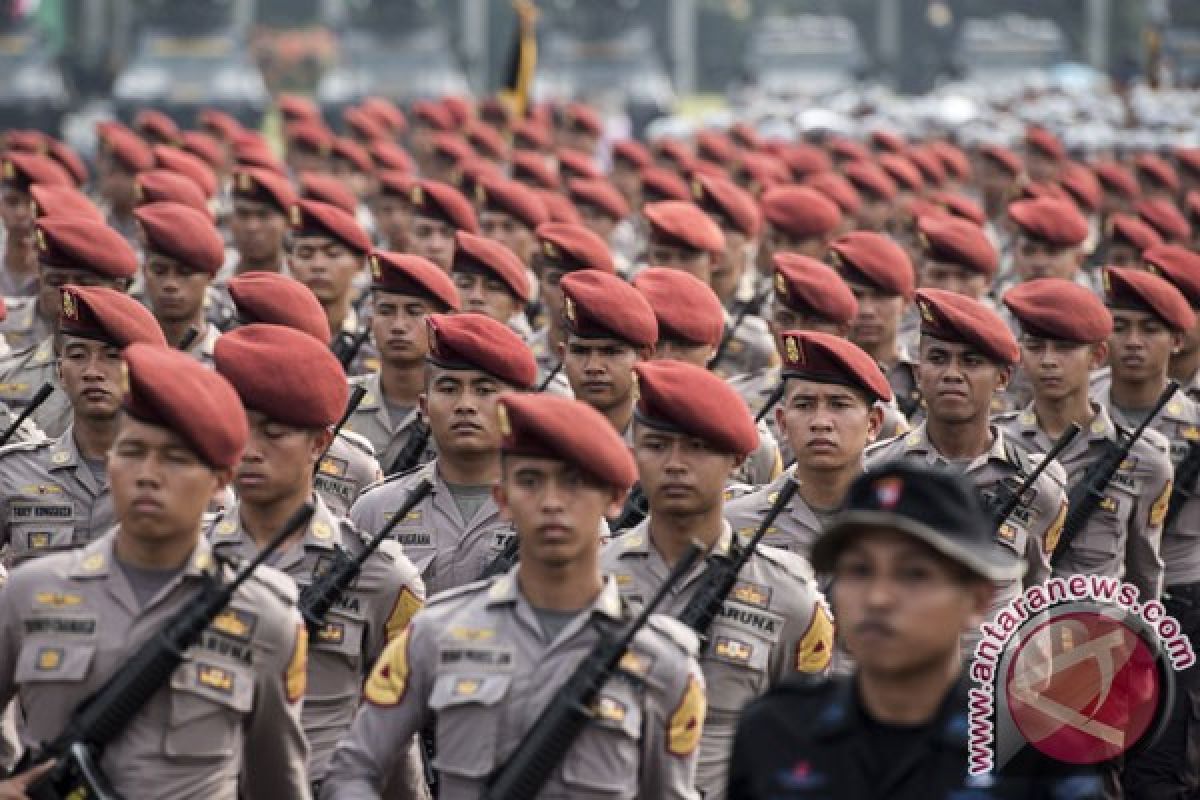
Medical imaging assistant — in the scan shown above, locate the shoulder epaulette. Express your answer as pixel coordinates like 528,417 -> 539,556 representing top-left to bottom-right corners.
249,564 -> 299,605
645,614 -> 700,657
360,460 -> 433,495
752,542 -> 815,582
338,429 -> 377,457
0,438 -> 49,458
426,576 -> 492,607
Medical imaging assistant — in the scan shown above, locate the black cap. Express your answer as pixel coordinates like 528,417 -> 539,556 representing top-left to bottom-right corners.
812,461 -> 1023,582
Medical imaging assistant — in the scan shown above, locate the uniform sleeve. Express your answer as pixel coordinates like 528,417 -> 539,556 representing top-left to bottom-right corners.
639,653 -> 705,800
775,578 -> 834,683
322,620 -> 434,800
1128,452 -> 1171,601
240,608 -> 312,800
1024,482 -> 1065,588
369,544 -> 426,664
0,573 -> 19,712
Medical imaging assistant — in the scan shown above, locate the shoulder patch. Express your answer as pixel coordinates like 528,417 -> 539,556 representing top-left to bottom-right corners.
667,674 -> 705,757
364,627 -> 412,706
795,601 -> 834,674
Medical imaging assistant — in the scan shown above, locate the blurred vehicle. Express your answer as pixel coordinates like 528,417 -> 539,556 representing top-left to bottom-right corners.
114,0 -> 267,129
251,0 -> 334,94
951,13 -> 1070,84
741,14 -> 868,101
0,1 -> 69,133
317,0 -> 467,115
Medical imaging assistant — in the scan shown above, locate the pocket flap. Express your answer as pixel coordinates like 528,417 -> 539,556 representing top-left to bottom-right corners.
169,659 -> 254,720
15,642 -> 95,683
428,673 -> 511,711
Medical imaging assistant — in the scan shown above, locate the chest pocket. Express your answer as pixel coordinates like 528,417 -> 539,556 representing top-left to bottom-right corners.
390,524 -> 436,573
15,641 -> 95,685
428,672 -> 512,779
9,501 -> 76,553
704,603 -> 778,713
561,679 -> 643,797
165,658 -> 255,759
1069,484 -> 1133,572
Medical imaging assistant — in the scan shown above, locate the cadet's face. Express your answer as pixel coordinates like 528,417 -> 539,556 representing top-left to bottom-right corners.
832,529 -> 990,674
330,161 -> 369,199
847,283 -> 904,350
776,378 -> 879,471
917,338 -> 1008,423
480,210 -> 534,265
0,187 -> 33,236
286,148 -> 327,177
763,226 -> 827,261
371,292 -> 435,366
408,215 -> 456,271
288,235 -> 361,306
646,241 -> 714,284
537,266 -> 568,333
1109,310 -> 1179,384
496,456 -> 620,569
1181,317 -> 1200,357
712,227 -> 749,301
856,198 -> 892,232
612,163 -> 641,206
373,195 -> 411,250
562,335 -> 640,412
421,367 -> 506,456
634,426 -> 736,517
919,259 -> 987,300
1013,235 -> 1080,282
96,153 -> 137,208
769,302 -> 847,355
652,339 -> 714,369
236,411 -> 326,505
109,417 -> 226,542
58,336 -> 124,419
452,269 -> 522,324
38,267 -> 118,322
230,199 -> 287,263
143,254 -> 210,323
1020,336 -> 1104,399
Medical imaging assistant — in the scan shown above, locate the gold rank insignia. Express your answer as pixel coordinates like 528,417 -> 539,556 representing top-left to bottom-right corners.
592,694 -> 627,722
2,159 -> 12,179
617,650 -> 652,678
731,582 -> 770,608
667,675 -> 705,756
564,295 -> 576,323
215,519 -> 237,536
28,533 -> 49,549
715,636 -> 752,663
311,521 -> 333,540
448,626 -> 496,642
213,609 -> 254,640
285,625 -> 308,703
1101,269 -> 1111,293
410,185 -> 423,206
690,179 -> 704,199
289,204 -> 302,227
454,678 -> 481,697
795,602 -> 834,673
784,334 -> 801,366
497,402 -> 511,436
51,451 -> 69,465
773,270 -> 787,297
35,591 -> 82,607
364,628 -> 411,705
198,664 -> 234,693
36,647 -> 62,671
1151,480 -> 1172,527
474,183 -> 487,205
542,240 -> 557,259
236,172 -> 252,192
369,255 -> 382,281
918,299 -> 934,323
1185,426 -> 1200,442
35,227 -> 47,251
81,553 -> 104,572
1099,496 -> 1118,513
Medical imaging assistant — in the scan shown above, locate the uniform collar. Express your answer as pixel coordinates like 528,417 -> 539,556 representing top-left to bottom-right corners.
355,372 -> 384,411
187,323 -> 221,359
216,493 -> 341,553
902,422 -> 1006,470
486,569 -> 625,624
69,529 -> 219,581
1018,401 -> 1116,444
46,425 -> 81,471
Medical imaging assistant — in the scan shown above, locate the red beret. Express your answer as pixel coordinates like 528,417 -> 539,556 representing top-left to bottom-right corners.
1025,126 -> 1065,162
829,231 -> 915,300
361,96 -> 406,135
688,160 -> 727,182
510,150 -> 560,191
452,231 -> 530,301
567,178 -> 630,221
772,253 -> 858,324
4,129 -> 46,153
1144,245 -> 1200,308
915,288 -> 1018,365
122,343 -> 247,469
231,167 -> 297,213
827,137 -> 872,166
538,190 -> 582,225
563,102 -> 603,137
30,184 -> 103,222
535,222 -> 614,273
431,132 -> 474,168
557,148 -> 602,181
410,179 -> 478,233
227,271 -> 331,341
978,143 -> 1023,177
1057,162 -> 1102,213
377,170 -> 415,199
1135,154 -> 1180,194
513,118 -> 553,152
135,169 -> 209,213
290,199 -> 371,254
653,139 -> 694,173
476,175 -> 548,230
369,251 -> 460,310
2,152 -> 70,189
285,120 -> 334,155
234,143 -> 287,175
36,218 -> 137,279
779,329 -> 891,402
199,108 -> 243,142
426,312 -> 537,388
1136,198 -> 1190,243
633,361 -> 758,457
499,393 -> 636,488
1189,190 -> 1200,224
47,140 -> 88,187
1104,266 -> 1196,332
612,139 -> 652,170
930,191 -> 986,226
930,141 -> 972,182
878,153 -> 924,193
278,94 -> 322,124
1094,161 -> 1140,199
844,162 -> 898,201
96,122 -> 155,172
1107,213 -> 1163,251
643,200 -> 725,254
688,173 -> 760,237
782,143 -> 831,179
181,131 -> 224,172
135,202 -> 224,275
1007,197 -> 1088,247
59,285 -> 166,348
918,215 -> 998,277
153,145 -> 216,198
135,110 -> 181,144
1003,278 -> 1112,344
730,122 -> 763,152
805,171 -> 862,216
411,100 -> 455,132
441,96 -> 472,127
465,121 -> 509,162
299,171 -> 357,215
369,140 -> 414,173
633,267 -> 724,347
331,137 -> 373,174
343,106 -> 389,142
639,166 -> 691,203
761,185 -> 842,240
908,147 -> 947,188
561,270 -> 657,347
695,130 -> 737,165
1177,148 -> 1200,176
869,130 -> 907,154
215,324 -> 348,428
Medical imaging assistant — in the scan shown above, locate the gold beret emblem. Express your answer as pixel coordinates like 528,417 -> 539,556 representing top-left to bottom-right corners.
60,290 -> 78,321
118,361 -> 130,396
236,172 -> 253,191
542,240 -> 558,259
784,335 -> 801,366
691,179 -> 704,200
918,299 -> 935,324
475,184 -> 487,206
917,231 -> 931,251
497,402 -> 511,436
564,295 -> 576,323
1102,269 -> 1112,294
369,254 -> 382,281
773,270 -> 787,297
827,249 -> 842,268
35,227 -> 47,251
410,185 -> 424,206
289,204 -> 302,227
2,160 -> 12,179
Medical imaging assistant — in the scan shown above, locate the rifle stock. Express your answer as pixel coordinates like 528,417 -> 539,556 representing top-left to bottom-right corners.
0,383 -> 53,448
313,384 -> 368,476
986,423 -> 1081,531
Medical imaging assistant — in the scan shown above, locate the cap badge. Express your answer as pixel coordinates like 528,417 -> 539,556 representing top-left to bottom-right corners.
60,290 -> 78,321
918,299 -> 935,324
564,295 -> 576,324
827,249 -> 843,268
873,476 -> 903,510
1101,269 -> 1112,294
118,361 -> 130,397
289,204 -> 302,227
690,179 -> 704,200
133,180 -> 144,201
497,402 -> 511,436
917,230 -> 931,251
236,172 -> 252,192
542,240 -> 558,259
474,184 -> 487,206
773,270 -> 787,298
630,371 -> 640,404
369,255 -> 382,281
410,185 -> 424,206
784,335 -> 801,366
1,160 -> 12,179
35,227 -> 47,251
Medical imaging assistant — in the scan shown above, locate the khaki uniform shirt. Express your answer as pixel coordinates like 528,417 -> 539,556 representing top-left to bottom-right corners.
0,296 -> 49,353
723,468 -> 825,557
208,495 -> 425,782
0,337 -> 71,437
997,405 -> 1173,600
711,311 -> 777,381
0,532 -> 311,800
0,427 -> 114,564
344,372 -> 435,474
181,322 -> 221,367
316,433 -> 385,518
322,572 -> 706,800
599,523 -> 833,800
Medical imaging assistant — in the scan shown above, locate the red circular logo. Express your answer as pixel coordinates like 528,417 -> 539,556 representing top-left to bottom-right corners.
1005,611 -> 1162,764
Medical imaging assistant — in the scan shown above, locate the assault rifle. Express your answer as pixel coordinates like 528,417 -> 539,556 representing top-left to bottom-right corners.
313,385 -> 368,476
982,424 -> 1080,531
709,288 -> 768,373
0,383 -> 53,448
1164,440 -> 1200,534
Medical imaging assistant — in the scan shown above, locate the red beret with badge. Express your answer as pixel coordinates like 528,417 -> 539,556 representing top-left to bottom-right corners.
410,179 -> 479,233
232,167 -> 297,214
153,145 -> 217,198
59,285 -> 167,348
369,251 -> 460,311
1107,213 -> 1163,251
978,144 -> 1023,177
2,152 -> 71,189
639,166 -> 691,203
1025,126 -> 1066,162
537,190 -> 581,225
1136,198 -> 1191,243
878,153 -> 924,193
1143,245 -> 1200,308
805,171 -> 862,217
772,253 -> 858,324
289,198 -> 371,254
228,271 -> 332,342
633,360 -> 758,457
1094,161 -> 1141,200
567,178 -> 630,221
690,173 -> 760,237
1104,266 -> 1197,333
918,215 -> 998,277
135,202 -> 225,275
915,288 -> 1019,365
557,148 -> 602,181
135,109 -> 181,144
477,174 -> 549,230
179,131 -> 223,172
1007,197 -> 1088,247
30,184 -> 103,222
426,312 -> 537,388
563,102 -> 603,137
761,186 -> 841,239
829,231 -> 915,300
1135,154 -> 1180,195
96,122 -> 155,173
844,162 -> 898,202
510,150 -> 560,191
299,171 -> 358,215
612,139 -> 652,170
535,222 -> 614,273
779,329 -> 892,402
135,169 -> 209,214
1003,278 -> 1113,343
643,200 -> 725,254
633,267 -> 724,347
560,270 -> 657,347
36,218 -> 137,279
452,231 -> 530,302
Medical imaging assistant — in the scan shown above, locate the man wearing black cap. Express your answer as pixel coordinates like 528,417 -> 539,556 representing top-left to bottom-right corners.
727,462 -> 1103,800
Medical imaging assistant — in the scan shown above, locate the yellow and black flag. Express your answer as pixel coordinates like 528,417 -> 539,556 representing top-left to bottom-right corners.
499,0 -> 538,119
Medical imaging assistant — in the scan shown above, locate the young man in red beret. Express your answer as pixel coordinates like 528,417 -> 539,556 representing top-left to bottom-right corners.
601,360 -> 831,800
209,324 -> 427,793
405,180 -> 478,272
559,270 -> 657,441
94,122 -> 155,245
449,231 -> 532,337
1001,196 -> 1090,294
757,187 -> 842,290
0,153 -> 69,298
689,174 -> 761,314
0,286 -> 165,562
475,174 -> 548,269
566,177 -> 631,265
225,167 -> 296,281
326,392 -> 706,799
345,251 -> 460,471
349,313 -> 539,596
0,344 -> 311,799
999,278 -> 1172,601
1144,245 -> 1200,400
